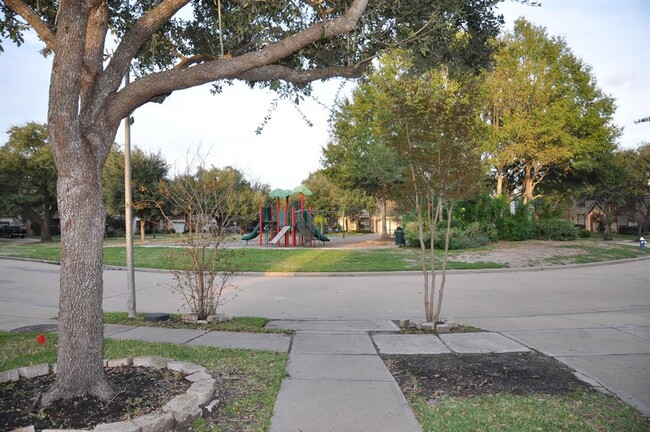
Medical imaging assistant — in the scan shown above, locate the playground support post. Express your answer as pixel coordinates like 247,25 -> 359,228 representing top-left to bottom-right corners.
309,207 -> 313,246
292,206 -> 296,247
300,194 -> 305,246
276,198 -> 281,244
284,198 -> 289,246
259,203 -> 263,247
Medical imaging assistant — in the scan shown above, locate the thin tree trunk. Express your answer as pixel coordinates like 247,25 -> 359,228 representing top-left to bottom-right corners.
380,196 -> 388,238
410,163 -> 430,322
140,218 -> 146,242
434,200 -> 454,326
41,192 -> 53,242
428,198 -> 441,323
495,165 -> 504,197
523,163 -> 534,205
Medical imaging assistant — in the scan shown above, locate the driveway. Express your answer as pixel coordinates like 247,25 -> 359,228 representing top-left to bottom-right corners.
0,258 -> 648,414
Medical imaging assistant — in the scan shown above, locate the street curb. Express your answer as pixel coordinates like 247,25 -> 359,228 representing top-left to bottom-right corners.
1,254 -> 649,277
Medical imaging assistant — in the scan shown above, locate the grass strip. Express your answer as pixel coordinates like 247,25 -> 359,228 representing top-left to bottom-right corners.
561,244 -> 650,264
103,312 -> 291,334
0,331 -> 288,432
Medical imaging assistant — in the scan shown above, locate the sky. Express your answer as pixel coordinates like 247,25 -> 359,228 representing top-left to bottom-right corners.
0,0 -> 648,189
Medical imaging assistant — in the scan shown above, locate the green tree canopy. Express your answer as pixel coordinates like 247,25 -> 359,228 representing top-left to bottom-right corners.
164,163 -> 268,231
103,144 -> 169,240
323,49 -> 486,323
482,18 -> 619,203
0,122 -> 57,241
303,169 -> 375,229
589,144 -> 650,238
322,65 -> 407,236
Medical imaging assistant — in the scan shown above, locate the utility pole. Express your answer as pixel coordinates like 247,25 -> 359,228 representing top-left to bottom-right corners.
124,69 -> 137,318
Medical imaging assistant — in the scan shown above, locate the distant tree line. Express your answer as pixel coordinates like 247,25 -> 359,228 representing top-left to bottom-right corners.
0,130 -> 271,240
320,18 -> 649,241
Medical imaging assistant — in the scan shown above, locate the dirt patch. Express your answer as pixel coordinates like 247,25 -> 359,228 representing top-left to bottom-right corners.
383,351 -> 590,400
0,366 -> 190,431
452,241 -> 584,267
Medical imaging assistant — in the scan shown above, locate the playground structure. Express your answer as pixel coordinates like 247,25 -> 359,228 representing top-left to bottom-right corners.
242,185 -> 330,247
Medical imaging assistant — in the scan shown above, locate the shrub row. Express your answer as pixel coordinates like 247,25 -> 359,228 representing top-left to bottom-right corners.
404,221 -> 489,250
405,216 -> 577,248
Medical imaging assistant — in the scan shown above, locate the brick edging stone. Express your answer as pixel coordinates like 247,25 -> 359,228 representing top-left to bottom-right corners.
4,356 -> 218,432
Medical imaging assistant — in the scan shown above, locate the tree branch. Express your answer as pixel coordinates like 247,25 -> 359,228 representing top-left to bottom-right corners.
176,54 -> 217,69
81,0 -> 109,107
85,0 -> 191,121
48,0 -> 88,170
108,0 -> 370,124
531,168 -> 547,189
4,0 -> 57,50
238,62 -> 369,85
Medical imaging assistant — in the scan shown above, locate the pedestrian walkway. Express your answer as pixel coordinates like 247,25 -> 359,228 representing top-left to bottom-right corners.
265,319 -> 529,432
8,319 -> 535,431
268,320 -> 422,432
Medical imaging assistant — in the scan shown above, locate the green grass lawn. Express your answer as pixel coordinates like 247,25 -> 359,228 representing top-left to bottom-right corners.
0,241 -> 62,261
411,392 -> 648,432
1,237 -> 648,272
0,331 -> 288,431
562,242 -> 650,264
103,312 -> 291,333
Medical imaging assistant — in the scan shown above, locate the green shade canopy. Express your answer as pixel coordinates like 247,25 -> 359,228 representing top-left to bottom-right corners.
269,188 -> 293,199
293,184 -> 312,196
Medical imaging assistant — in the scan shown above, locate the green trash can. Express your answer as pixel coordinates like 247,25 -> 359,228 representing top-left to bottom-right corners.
394,227 -> 405,247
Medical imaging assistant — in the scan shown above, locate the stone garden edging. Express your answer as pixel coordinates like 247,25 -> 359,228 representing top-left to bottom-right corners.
3,356 -> 219,432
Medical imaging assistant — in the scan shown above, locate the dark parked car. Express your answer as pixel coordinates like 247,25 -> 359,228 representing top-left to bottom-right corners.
0,223 -> 26,238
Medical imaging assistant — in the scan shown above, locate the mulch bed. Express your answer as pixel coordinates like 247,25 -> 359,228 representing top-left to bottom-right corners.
0,366 -> 190,432
383,351 -> 591,400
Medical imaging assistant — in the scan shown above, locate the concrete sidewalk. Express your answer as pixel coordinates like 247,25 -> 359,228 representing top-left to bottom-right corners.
266,320 -> 534,432
8,318 -> 536,431
269,320 -> 422,432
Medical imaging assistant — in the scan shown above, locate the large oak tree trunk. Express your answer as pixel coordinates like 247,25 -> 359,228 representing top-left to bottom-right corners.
43,129 -> 113,405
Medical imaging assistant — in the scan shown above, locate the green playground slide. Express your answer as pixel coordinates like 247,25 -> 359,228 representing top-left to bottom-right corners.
311,225 -> 330,242
242,222 -> 260,241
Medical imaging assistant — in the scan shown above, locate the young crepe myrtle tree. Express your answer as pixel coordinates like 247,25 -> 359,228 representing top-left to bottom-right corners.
1,0 -> 504,404
371,52 -> 486,326
160,156 -> 242,321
